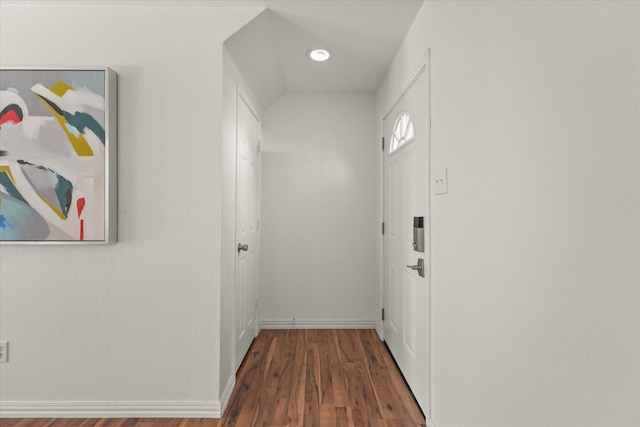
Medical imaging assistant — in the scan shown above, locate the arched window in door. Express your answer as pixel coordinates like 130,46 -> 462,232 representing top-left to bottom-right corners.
389,112 -> 415,154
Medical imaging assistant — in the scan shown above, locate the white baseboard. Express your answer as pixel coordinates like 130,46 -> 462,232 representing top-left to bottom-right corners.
0,400 -> 222,418
260,319 -> 377,329
219,374 -> 236,416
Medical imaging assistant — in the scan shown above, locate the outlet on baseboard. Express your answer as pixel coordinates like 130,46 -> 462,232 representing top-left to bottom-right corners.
0,341 -> 8,363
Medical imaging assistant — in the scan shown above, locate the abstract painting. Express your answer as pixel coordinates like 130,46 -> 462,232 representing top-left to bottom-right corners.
0,68 -> 117,243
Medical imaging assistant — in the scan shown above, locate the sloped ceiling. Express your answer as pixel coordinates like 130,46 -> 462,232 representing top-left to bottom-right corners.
225,10 -> 288,110
225,1 -> 424,109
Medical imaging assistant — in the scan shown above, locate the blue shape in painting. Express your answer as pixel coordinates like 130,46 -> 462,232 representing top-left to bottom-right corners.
62,111 -> 106,144
65,122 -> 81,137
0,170 -> 28,203
0,214 -> 12,230
0,193 -> 50,240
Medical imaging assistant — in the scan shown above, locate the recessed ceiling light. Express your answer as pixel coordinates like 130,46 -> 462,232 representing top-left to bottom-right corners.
308,48 -> 331,62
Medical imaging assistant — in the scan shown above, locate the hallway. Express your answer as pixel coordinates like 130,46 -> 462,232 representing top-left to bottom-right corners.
1,2 -> 638,426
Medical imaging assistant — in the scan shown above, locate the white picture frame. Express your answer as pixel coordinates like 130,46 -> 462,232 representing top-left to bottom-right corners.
0,67 -> 117,244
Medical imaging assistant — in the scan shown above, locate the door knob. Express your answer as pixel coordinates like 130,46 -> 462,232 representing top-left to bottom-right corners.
237,243 -> 249,253
406,258 -> 425,277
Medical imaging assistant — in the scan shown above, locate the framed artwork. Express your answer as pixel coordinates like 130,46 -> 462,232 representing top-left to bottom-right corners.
0,68 -> 117,244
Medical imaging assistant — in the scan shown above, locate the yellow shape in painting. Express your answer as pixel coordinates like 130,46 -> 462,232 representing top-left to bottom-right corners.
37,82 -> 94,157
40,196 -> 68,220
0,165 -> 18,186
49,81 -> 74,97
1,165 -> 68,220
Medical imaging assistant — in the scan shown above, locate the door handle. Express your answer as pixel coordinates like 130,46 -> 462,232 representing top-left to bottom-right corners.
237,243 -> 249,253
406,258 -> 425,278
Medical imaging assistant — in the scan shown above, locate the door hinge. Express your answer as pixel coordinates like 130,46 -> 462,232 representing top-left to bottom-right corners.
382,308 -> 385,321
382,222 -> 385,235
382,137 -> 385,151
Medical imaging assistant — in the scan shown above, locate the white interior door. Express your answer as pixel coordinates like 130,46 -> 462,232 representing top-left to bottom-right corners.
382,66 -> 430,413
235,92 -> 261,370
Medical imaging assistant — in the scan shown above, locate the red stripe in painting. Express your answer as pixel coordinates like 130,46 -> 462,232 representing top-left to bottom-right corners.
77,198 -> 86,240
0,110 -> 22,126
77,198 -> 86,218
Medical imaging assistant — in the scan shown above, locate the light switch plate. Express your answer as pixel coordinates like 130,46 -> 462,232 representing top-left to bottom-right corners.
434,168 -> 448,195
0,341 -> 7,363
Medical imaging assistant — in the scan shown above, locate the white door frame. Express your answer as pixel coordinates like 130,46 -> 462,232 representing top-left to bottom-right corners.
379,53 -> 431,418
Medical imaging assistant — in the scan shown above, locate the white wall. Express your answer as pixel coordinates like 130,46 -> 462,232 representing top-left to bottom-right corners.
260,92 -> 378,328
0,3 -> 259,417
377,1 -> 640,426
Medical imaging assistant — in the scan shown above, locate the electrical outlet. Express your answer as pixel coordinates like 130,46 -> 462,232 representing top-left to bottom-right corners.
0,341 -> 8,363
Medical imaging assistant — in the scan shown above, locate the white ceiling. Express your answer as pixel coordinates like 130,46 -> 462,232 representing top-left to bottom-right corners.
225,0 -> 424,108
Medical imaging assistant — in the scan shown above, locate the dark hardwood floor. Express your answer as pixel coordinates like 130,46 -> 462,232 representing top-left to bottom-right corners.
219,329 -> 425,427
0,420 -> 216,427
1,329 -> 425,427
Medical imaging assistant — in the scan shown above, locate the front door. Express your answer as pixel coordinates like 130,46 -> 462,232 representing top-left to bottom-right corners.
382,65 -> 430,413
235,92 -> 260,370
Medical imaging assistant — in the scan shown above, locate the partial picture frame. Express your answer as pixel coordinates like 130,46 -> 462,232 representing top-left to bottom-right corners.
0,67 -> 117,244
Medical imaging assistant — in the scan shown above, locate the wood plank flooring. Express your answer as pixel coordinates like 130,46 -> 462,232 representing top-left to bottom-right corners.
0,420 -> 216,427
218,329 -> 425,427
0,329 -> 425,427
